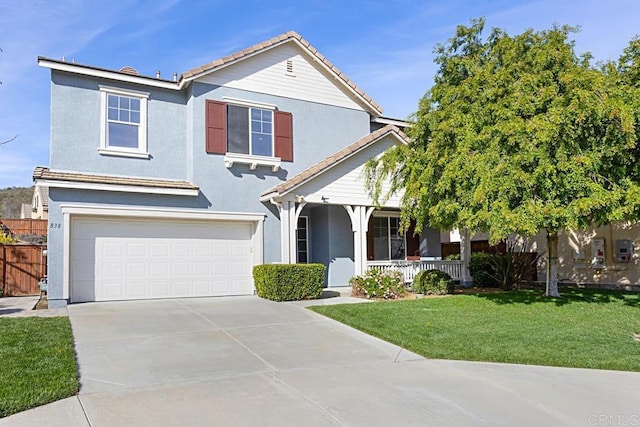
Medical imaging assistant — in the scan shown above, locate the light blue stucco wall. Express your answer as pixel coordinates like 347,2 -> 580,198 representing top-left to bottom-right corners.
46,71 -> 371,305
50,71 -> 189,179
308,205 -> 354,287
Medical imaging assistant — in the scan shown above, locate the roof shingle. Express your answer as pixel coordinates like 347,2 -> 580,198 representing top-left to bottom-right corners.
33,167 -> 199,190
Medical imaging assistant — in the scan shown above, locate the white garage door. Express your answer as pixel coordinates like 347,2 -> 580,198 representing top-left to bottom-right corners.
70,217 -> 254,302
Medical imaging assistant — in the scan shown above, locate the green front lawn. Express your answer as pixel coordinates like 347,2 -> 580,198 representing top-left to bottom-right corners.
311,289 -> 640,371
0,317 -> 79,418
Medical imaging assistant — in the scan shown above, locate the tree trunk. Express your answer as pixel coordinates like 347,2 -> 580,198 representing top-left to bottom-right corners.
545,230 -> 560,297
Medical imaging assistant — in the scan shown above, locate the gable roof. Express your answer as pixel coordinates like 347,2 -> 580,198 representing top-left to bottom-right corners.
182,31 -> 382,116
261,125 -> 409,199
38,31 -> 383,116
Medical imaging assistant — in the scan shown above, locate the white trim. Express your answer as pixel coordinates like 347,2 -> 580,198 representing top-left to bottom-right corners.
100,88 -> 149,156
61,204 -> 266,303
36,179 -> 199,197
62,212 -> 71,299
97,148 -> 151,159
222,97 -> 277,110
372,117 -> 413,128
38,58 -> 181,90
224,152 -> 281,172
99,85 -> 150,98
363,206 -> 375,232
60,204 -> 265,224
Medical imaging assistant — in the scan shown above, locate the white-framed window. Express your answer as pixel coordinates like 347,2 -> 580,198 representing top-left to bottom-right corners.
227,104 -> 274,157
297,216 -> 309,263
372,215 -> 406,261
99,85 -> 149,159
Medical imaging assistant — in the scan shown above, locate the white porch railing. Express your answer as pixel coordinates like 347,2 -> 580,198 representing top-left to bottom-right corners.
366,260 -> 464,282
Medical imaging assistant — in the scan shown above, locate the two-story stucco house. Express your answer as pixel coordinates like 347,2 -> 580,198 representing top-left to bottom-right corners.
37,31 -> 449,308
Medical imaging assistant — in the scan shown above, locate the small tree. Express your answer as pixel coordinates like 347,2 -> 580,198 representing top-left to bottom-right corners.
366,19 -> 640,297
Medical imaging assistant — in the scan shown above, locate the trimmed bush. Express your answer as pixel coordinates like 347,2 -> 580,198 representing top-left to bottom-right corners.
350,269 -> 406,300
413,269 -> 454,295
469,252 -> 499,287
253,263 -> 326,301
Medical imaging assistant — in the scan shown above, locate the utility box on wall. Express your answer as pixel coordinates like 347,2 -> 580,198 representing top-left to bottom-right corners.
591,237 -> 605,269
615,239 -> 633,263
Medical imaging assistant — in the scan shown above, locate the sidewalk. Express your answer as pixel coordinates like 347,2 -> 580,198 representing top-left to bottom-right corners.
0,296 -> 68,317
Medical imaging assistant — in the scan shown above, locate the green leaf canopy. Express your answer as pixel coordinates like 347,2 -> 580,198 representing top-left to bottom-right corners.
367,19 -> 640,243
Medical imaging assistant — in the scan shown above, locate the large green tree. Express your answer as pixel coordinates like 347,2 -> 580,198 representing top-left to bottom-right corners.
366,19 -> 640,296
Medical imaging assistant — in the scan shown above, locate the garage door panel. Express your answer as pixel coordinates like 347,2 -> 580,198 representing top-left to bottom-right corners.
172,244 -> 189,257
193,243 -> 211,257
126,243 -> 147,257
71,218 -> 255,302
124,282 -> 147,298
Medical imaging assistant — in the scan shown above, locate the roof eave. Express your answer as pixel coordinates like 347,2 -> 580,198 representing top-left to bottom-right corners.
37,57 -> 182,91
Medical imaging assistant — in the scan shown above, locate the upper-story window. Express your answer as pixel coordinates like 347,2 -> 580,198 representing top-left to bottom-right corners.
227,105 -> 273,157
205,98 -> 293,171
99,86 -> 149,159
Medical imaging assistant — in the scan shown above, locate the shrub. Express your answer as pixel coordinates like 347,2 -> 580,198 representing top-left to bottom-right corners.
0,232 -> 16,244
253,263 -> 325,301
444,253 -> 461,260
350,269 -> 406,300
413,269 -> 454,295
487,243 -> 542,291
469,252 -> 499,287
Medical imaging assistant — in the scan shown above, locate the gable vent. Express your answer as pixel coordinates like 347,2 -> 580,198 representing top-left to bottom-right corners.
286,60 -> 294,74
119,66 -> 139,76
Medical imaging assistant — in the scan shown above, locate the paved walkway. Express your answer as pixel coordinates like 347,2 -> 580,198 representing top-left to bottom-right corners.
0,296 -> 68,317
2,295 -> 639,426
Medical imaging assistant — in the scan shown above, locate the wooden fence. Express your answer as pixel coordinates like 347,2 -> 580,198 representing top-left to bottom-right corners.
441,240 -> 507,258
0,219 -> 48,237
0,244 -> 47,296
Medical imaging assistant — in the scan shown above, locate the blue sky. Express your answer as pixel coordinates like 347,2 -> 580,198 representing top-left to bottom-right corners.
1,0 -> 639,188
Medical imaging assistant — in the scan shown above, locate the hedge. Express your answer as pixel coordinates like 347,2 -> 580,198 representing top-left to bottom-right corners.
253,263 -> 326,301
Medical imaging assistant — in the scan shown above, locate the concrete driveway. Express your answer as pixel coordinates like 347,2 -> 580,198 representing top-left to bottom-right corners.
3,295 -> 640,426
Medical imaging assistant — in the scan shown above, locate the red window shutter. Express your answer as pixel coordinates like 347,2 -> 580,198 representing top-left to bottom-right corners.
274,111 -> 293,161
406,220 -> 421,260
367,215 -> 375,260
206,100 -> 226,154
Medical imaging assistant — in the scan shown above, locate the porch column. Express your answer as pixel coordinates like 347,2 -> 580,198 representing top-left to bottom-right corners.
460,228 -> 473,286
344,206 -> 375,276
279,201 -> 291,263
344,206 -> 361,275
